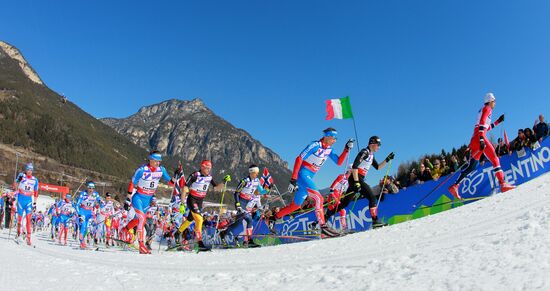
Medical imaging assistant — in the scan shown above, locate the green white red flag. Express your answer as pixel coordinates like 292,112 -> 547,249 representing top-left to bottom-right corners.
325,96 -> 353,120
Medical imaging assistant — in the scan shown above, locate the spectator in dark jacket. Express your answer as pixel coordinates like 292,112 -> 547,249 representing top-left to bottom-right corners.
511,129 -> 527,152
450,155 -> 460,172
533,114 -> 548,142
441,158 -> 451,176
524,128 -> 537,149
418,162 -> 432,182
495,138 -> 509,157
408,169 -> 420,186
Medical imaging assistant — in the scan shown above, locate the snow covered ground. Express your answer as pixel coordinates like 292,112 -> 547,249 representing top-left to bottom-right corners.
1,173 -> 549,291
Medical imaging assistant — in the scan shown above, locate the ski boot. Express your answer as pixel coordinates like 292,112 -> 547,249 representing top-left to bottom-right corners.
127,229 -> 136,244
26,236 -> 32,246
500,183 -> 516,193
220,236 -> 229,248
139,241 -> 151,254
246,239 -> 261,248
309,221 -> 318,231
320,224 -> 340,237
80,240 -> 87,250
371,219 -> 388,229
266,214 -> 281,234
448,184 -> 462,200
145,241 -> 152,250
197,240 -> 211,252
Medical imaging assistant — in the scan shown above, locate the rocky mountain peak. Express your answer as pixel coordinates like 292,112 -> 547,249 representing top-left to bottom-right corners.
101,99 -> 291,184
0,41 -> 44,85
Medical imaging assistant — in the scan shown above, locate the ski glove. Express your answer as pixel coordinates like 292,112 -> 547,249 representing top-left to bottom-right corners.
496,114 -> 505,124
479,138 -> 486,151
173,166 -> 183,178
354,182 -> 361,193
385,152 -> 395,163
124,197 -> 132,211
179,203 -> 186,214
288,179 -> 298,193
345,138 -> 355,150
223,175 -> 231,182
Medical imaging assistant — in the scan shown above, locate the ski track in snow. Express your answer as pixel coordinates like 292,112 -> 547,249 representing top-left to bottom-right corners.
1,174 -> 549,291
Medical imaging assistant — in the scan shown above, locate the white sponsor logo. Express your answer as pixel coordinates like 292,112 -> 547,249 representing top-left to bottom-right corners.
461,146 -> 550,195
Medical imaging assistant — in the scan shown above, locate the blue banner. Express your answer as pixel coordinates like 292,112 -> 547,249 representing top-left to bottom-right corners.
208,137 -> 550,244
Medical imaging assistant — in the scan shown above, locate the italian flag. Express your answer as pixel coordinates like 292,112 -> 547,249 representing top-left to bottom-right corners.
325,96 -> 353,120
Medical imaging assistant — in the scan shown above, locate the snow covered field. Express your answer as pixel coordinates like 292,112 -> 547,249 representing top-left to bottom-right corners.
1,173 -> 549,291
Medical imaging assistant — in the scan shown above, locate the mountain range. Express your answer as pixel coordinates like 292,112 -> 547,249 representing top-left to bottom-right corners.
0,41 -> 290,200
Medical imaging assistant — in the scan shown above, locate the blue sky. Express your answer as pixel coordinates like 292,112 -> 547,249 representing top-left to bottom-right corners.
2,0 -> 549,187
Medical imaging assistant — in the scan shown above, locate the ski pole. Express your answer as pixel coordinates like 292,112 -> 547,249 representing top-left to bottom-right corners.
375,159 -> 393,209
417,196 -> 488,210
214,180 -> 229,238
71,177 -> 88,203
9,153 -> 20,240
272,184 -> 287,207
411,159 -> 470,208
351,158 -> 393,213
7,203 -> 13,240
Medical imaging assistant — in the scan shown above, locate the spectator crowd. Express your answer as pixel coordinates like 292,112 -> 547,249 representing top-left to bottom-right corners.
393,114 -> 548,190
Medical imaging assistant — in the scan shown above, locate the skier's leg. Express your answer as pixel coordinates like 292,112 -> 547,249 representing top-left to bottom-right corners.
360,181 -> 379,222
339,209 -> 347,230
190,212 -> 204,241
178,199 -> 197,233
307,189 -> 325,225
25,213 -> 32,244
275,172 -> 312,219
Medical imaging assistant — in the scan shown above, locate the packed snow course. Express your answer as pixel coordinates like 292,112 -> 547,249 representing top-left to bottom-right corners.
1,173 -> 549,291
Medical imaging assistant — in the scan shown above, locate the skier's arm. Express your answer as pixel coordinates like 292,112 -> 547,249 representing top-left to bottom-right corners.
33,177 -> 39,204
351,149 -> 367,182
233,179 -> 246,207
478,106 -> 491,134
292,142 -> 317,180
329,146 -> 350,166
257,184 -> 268,195
373,158 -> 383,170
127,168 -> 143,196
183,173 -> 198,199
12,173 -> 23,190
329,175 -> 342,192
488,114 -> 505,132
161,166 -> 175,186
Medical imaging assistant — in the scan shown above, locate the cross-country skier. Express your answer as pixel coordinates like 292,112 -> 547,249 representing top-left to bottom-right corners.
144,199 -> 158,250
14,163 -> 39,245
47,202 -> 59,240
269,128 -> 353,237
448,93 -> 515,199
56,194 -> 75,245
123,150 -> 179,254
177,160 -> 231,251
220,165 -> 269,248
325,169 -> 351,231
100,193 -> 116,246
75,181 -> 102,249
325,136 -> 394,228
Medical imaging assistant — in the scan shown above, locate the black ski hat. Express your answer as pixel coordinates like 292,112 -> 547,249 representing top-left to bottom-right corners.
368,136 -> 381,146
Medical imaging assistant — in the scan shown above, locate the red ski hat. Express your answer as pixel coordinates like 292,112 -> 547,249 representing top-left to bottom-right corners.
201,160 -> 212,168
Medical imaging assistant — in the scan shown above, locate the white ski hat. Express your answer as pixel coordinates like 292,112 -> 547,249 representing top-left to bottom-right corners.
484,92 -> 496,103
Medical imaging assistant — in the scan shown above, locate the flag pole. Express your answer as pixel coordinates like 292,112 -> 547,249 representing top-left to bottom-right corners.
348,96 -> 360,152
351,116 -> 360,152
